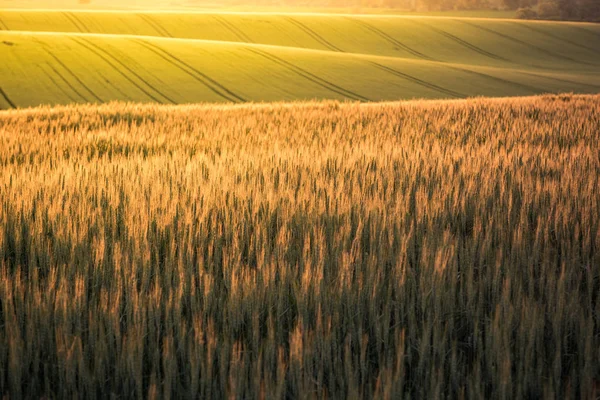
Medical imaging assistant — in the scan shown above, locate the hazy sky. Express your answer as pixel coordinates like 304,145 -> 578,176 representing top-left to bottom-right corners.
0,0 -> 187,9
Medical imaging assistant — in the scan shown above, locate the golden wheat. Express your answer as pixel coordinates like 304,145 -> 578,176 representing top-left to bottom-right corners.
0,94 -> 599,399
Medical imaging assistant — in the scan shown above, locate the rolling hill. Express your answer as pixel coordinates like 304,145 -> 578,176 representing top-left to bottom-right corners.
1,10 -> 599,107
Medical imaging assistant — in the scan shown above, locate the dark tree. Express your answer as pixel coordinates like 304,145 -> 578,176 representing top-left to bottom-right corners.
557,0 -> 578,18
578,0 -> 600,20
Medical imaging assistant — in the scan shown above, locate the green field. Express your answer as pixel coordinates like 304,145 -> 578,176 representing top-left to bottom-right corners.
1,10 -> 599,107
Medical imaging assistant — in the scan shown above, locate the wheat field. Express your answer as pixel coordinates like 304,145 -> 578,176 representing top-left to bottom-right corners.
0,94 -> 599,398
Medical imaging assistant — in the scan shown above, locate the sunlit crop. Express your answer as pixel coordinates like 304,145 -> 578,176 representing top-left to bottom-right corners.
1,94 -> 599,398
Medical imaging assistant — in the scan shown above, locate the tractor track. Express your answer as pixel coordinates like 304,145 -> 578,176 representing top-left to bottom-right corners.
247,47 -> 370,102
71,37 -> 175,104
448,65 -> 542,93
63,12 -> 89,33
139,14 -> 172,38
460,20 -> 593,66
346,17 -> 433,61
520,71 -> 600,90
572,25 -> 600,40
0,87 -> 16,109
62,12 -> 83,33
96,70 -> 134,100
213,15 -> 252,43
69,12 -> 91,33
44,61 -> 90,102
418,21 -> 507,62
369,62 -> 464,98
133,38 -> 246,103
40,64 -> 80,103
0,17 -> 9,31
44,49 -> 103,102
514,22 -> 600,56
284,17 -> 342,52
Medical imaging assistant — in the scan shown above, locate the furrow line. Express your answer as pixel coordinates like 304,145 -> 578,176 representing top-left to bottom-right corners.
147,14 -> 172,38
460,20 -> 588,65
68,12 -> 91,33
0,17 -> 9,31
96,70 -> 134,100
133,39 -> 245,103
447,65 -> 542,93
284,17 -> 342,52
213,15 -> 252,43
45,62 -> 90,102
139,14 -> 172,38
425,24 -> 507,62
247,47 -> 370,101
520,70 -> 600,90
573,25 -> 600,40
62,12 -> 85,33
40,63 -> 81,103
139,14 -> 164,37
72,37 -> 174,104
0,87 -> 16,109
44,49 -> 102,102
369,62 -> 464,98
514,22 -> 600,56
76,37 -> 176,103
347,17 -> 433,61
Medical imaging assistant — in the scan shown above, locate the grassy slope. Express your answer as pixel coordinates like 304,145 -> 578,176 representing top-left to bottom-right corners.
0,11 -> 599,107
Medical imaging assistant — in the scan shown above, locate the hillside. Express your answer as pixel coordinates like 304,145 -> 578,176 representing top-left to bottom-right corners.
1,11 -> 599,107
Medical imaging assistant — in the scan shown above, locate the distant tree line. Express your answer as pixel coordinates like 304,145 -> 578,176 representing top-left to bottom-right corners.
323,0 -> 600,21
512,0 -> 600,21
78,0 -> 600,21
